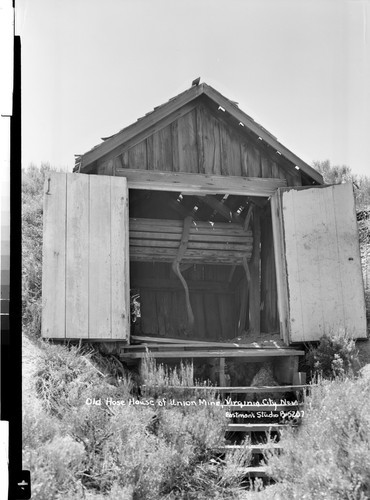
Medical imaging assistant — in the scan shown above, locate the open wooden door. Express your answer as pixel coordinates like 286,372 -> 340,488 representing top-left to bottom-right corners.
271,183 -> 367,343
42,172 -> 130,341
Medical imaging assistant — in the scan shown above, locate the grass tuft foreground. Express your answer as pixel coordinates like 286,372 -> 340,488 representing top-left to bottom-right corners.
22,164 -> 370,499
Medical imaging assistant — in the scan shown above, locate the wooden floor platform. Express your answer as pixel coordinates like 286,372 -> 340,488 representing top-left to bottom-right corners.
218,444 -> 282,453
227,423 -> 296,432
119,348 -> 304,359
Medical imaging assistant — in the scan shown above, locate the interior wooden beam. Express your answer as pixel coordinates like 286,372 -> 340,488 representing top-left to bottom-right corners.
243,202 -> 254,230
116,169 -> 287,196
195,195 -> 241,223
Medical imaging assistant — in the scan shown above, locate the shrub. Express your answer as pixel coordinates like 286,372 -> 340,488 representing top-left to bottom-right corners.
140,353 -> 216,401
22,163 -> 54,339
306,331 -> 360,379
264,375 -> 370,499
28,340 -> 254,499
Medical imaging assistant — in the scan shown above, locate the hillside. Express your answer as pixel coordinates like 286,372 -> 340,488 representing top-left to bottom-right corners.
22,164 -> 370,499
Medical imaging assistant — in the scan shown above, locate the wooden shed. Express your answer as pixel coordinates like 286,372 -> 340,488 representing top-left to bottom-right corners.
42,82 -> 367,359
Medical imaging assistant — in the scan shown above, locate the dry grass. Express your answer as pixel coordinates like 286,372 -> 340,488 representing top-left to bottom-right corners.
262,373 -> 370,499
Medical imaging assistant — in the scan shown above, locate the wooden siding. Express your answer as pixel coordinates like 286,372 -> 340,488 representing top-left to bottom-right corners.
42,172 -> 130,341
280,183 -> 367,342
261,208 -> 278,333
130,262 -> 237,340
97,102 -> 302,185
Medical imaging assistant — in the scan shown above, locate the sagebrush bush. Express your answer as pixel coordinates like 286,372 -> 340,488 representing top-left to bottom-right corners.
264,374 -> 370,499
22,163 -> 54,339
25,340 -> 252,499
140,353 -> 216,402
306,331 -> 360,379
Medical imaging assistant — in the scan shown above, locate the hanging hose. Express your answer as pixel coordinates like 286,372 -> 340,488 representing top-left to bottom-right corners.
172,216 -> 195,332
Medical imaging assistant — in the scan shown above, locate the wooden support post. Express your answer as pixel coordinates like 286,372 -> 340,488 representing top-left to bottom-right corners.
293,371 -> 307,400
249,207 -> 261,334
243,202 -> 254,231
274,356 -> 299,385
219,357 -> 226,387
292,371 -> 306,386
196,195 -> 241,223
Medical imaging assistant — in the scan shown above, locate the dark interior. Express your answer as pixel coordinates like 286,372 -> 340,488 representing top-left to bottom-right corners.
129,189 -> 279,341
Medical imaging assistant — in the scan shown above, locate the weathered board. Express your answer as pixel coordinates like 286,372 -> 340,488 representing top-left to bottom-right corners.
275,183 -> 367,342
261,208 -> 278,333
42,173 -> 66,338
42,172 -> 130,341
97,101 -> 303,186
130,261 -> 237,340
129,217 -> 253,265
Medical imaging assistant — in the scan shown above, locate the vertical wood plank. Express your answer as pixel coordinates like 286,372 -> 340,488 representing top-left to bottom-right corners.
240,142 -> 248,176
156,291 -> 167,336
141,289 -> 159,334
249,207 -> 261,334
284,188 -> 340,341
282,184 -> 367,342
261,155 -> 272,177
178,109 -> 198,173
114,155 -> 124,171
89,175 -> 111,339
271,160 -> 280,179
191,292 -> 206,339
42,172 -> 67,338
219,123 -> 242,176
202,111 -> 221,175
204,293 -> 221,339
241,143 -> 261,177
163,291 -> 173,335
65,174 -> 89,338
261,210 -> 278,333
196,106 -> 205,174
171,120 -> 180,172
151,125 -> 173,171
111,176 -> 130,340
332,184 -> 367,334
128,141 -> 147,170
146,135 -> 154,170
237,279 -> 248,335
106,159 -> 114,175
218,294 -> 237,339
219,358 -> 226,386
172,290 -> 188,338
271,192 -> 289,342
218,293 -> 228,338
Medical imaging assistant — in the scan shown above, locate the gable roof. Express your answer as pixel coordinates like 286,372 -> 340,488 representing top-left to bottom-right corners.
75,82 -> 323,184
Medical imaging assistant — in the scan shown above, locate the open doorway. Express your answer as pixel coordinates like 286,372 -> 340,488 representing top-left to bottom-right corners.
128,189 -> 279,343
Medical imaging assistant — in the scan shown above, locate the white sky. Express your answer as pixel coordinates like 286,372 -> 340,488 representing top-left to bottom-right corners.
15,0 -> 370,176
